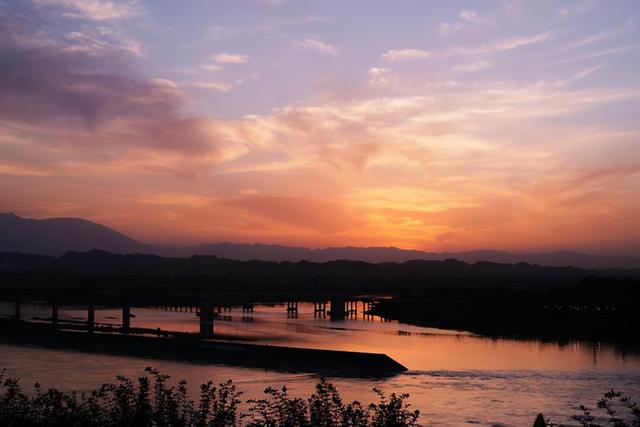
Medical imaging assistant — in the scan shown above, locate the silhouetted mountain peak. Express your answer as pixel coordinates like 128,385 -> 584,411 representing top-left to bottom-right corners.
0,213 -> 147,256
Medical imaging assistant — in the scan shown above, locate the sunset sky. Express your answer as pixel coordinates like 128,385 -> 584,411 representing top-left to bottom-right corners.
1,0 -> 639,254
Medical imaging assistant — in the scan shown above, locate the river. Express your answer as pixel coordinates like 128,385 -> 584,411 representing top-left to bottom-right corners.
1,301 -> 639,426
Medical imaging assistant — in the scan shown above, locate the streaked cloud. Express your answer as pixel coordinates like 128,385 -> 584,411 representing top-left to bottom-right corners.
449,31 -> 554,56
439,9 -> 496,37
546,45 -> 638,66
382,48 -> 430,61
560,0 -> 597,16
141,193 -> 215,207
453,60 -> 491,72
212,53 -> 249,64
459,10 -> 495,25
33,0 -> 141,21
438,22 -> 465,37
561,19 -> 634,51
367,67 -> 393,87
294,38 -> 340,55
63,29 -> 142,56
201,63 -> 223,72
192,81 -> 233,92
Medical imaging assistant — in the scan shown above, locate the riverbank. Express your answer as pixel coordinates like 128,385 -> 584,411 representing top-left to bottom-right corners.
371,276 -> 640,346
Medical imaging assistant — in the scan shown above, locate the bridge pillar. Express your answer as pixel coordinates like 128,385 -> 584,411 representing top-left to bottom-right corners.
330,298 -> 345,321
313,301 -> 327,318
199,299 -> 215,338
286,301 -> 298,317
363,301 -> 374,313
122,295 -> 131,334
13,294 -> 21,321
51,294 -> 59,329
87,295 -> 95,334
345,301 -> 358,318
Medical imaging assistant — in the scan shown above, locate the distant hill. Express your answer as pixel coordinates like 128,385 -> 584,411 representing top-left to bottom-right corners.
0,250 -> 588,279
167,244 -> 640,269
1,213 -> 639,269
0,213 -> 148,256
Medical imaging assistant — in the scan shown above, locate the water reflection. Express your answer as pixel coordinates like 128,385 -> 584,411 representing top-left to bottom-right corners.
1,301 -> 638,372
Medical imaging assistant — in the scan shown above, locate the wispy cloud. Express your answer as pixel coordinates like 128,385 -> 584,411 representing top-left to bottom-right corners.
453,60 -> 491,72
555,63 -> 607,86
439,9 -> 496,36
561,18 -> 634,51
367,67 -> 395,88
0,1 -> 244,177
33,0 -> 141,21
141,193 -> 215,207
63,29 -> 142,56
192,81 -> 233,92
560,0 -> 597,17
200,63 -> 223,72
502,0 -> 524,18
294,38 -> 340,55
546,45 -> 639,66
384,31 -> 553,63
382,48 -> 430,61
438,22 -> 466,37
205,17 -> 325,43
449,31 -> 554,56
212,53 -> 249,64
459,10 -> 496,25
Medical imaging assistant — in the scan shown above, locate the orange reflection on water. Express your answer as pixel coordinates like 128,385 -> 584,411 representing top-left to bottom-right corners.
1,302 -> 637,373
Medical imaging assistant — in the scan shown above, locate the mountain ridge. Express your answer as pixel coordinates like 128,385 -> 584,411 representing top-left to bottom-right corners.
1,213 -> 639,269
0,249 -> 589,278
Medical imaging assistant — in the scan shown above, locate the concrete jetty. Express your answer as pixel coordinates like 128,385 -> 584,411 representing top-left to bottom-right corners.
0,320 -> 407,377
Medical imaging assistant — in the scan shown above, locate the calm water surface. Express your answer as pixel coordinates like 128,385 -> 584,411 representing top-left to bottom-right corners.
1,302 -> 639,426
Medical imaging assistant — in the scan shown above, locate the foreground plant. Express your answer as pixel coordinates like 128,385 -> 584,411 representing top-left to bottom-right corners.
538,390 -> 640,427
0,368 -> 420,427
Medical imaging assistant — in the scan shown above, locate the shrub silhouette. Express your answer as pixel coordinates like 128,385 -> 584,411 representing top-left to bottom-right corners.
0,368 -> 419,427
543,390 -> 639,427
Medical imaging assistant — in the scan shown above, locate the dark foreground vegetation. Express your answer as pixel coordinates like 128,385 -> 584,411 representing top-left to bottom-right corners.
0,368 -> 419,427
1,369 -> 638,427
540,390 -> 640,427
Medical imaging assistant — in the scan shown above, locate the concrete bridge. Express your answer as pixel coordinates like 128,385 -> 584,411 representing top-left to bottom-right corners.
0,288 -> 387,338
